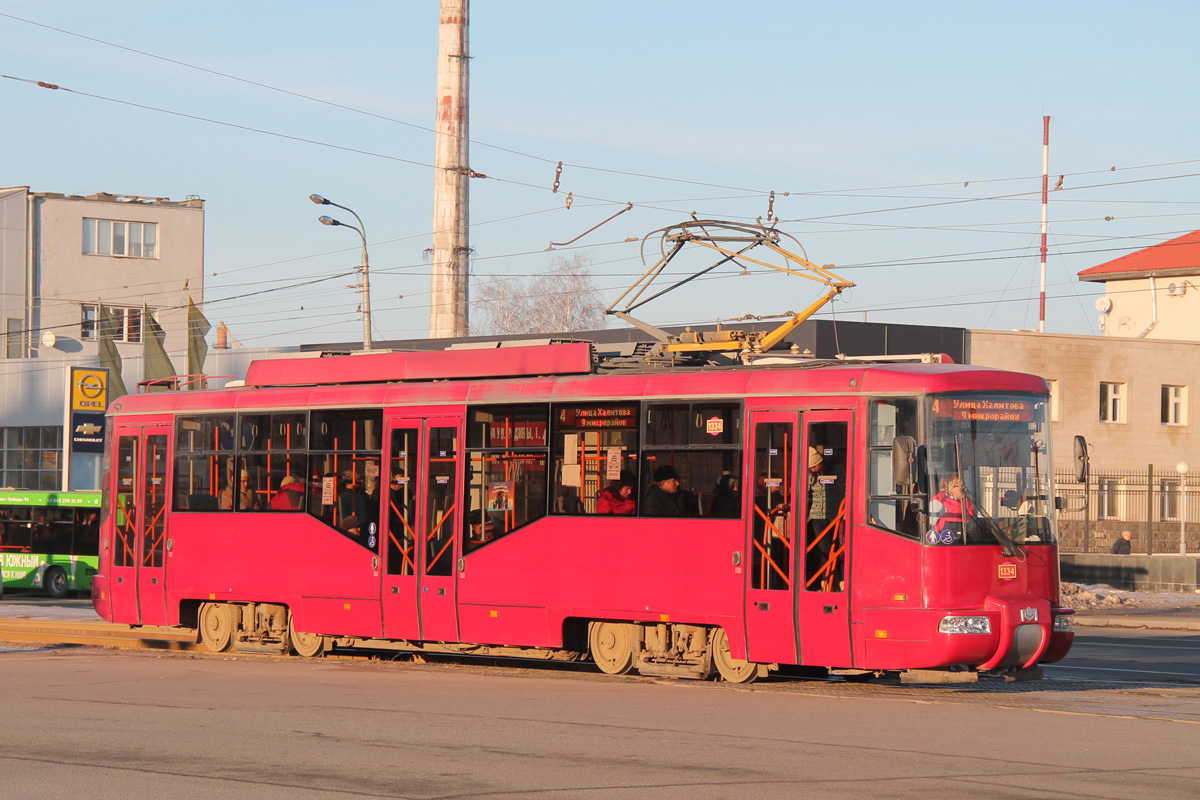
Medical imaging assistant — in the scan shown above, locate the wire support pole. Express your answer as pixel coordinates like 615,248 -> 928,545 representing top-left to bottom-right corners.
1040,115 -> 1050,333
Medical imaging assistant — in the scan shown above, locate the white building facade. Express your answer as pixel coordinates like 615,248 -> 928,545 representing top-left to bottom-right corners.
0,187 -> 205,490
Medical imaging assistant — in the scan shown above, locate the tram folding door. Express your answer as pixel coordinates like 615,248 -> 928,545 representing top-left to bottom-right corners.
381,417 -> 462,643
109,425 -> 171,626
797,411 -> 854,668
745,412 -> 801,665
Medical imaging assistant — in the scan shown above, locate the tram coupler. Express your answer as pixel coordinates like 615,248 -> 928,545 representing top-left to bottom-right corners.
900,667 -> 979,685
1003,665 -> 1044,682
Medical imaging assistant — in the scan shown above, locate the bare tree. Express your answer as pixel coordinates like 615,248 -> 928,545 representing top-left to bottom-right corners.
473,253 -> 606,336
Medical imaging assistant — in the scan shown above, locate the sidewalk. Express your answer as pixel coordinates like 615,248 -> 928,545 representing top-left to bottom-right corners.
1073,605 -> 1200,632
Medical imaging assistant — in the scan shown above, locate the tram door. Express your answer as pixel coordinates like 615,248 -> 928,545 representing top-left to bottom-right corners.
744,412 -> 800,665
108,425 -> 170,626
798,412 -> 854,667
381,418 -> 462,642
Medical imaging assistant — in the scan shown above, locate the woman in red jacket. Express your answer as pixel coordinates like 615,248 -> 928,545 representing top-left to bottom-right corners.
596,478 -> 636,515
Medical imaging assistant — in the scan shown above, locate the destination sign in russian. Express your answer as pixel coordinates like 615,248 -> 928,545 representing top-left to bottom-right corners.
932,398 -> 1034,422
557,406 -> 637,430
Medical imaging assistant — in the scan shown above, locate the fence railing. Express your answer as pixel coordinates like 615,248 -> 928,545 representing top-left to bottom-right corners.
1055,467 -> 1197,555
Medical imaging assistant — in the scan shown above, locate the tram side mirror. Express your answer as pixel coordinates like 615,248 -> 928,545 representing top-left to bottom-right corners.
1073,435 -> 1090,483
1055,496 -> 1065,511
892,436 -> 916,491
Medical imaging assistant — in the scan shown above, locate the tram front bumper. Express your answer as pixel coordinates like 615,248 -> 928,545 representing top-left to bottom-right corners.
91,573 -> 111,623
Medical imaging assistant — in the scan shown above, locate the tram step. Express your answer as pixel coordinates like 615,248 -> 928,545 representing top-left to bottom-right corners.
900,668 -> 979,685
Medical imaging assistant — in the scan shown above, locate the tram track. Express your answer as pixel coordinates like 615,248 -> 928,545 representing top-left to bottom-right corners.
5,616 -> 1200,726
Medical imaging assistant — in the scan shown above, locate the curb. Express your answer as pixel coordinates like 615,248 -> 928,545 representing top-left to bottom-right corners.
1073,616 -> 1200,632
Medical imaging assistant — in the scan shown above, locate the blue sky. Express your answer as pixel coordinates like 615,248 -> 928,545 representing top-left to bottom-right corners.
3,1 -> 1199,347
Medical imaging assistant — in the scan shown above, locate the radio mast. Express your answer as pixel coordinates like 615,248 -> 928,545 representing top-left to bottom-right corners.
429,0 -> 471,338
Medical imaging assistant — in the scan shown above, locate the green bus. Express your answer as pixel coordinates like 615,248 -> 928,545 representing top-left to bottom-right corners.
0,490 -> 101,598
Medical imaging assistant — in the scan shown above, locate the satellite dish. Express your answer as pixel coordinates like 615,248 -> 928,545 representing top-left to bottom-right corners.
40,330 -> 57,348
1094,297 -> 1113,314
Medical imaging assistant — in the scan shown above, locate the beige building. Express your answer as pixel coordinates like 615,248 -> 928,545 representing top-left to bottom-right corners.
1081,229 -> 1200,342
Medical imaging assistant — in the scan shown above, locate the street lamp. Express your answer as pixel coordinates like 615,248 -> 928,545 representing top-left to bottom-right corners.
310,194 -> 373,351
1177,461 -> 1190,555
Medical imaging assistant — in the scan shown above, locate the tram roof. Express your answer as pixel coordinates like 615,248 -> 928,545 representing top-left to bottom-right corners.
108,343 -> 1046,417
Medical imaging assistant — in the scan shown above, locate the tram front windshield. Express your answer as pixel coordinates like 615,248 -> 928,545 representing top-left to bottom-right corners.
924,392 -> 1055,546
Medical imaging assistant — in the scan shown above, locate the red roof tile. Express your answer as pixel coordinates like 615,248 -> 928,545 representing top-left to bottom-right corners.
1079,230 -> 1200,281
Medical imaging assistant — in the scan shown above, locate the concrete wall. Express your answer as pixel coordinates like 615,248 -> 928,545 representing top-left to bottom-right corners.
966,329 -> 1199,472
1060,553 -> 1199,592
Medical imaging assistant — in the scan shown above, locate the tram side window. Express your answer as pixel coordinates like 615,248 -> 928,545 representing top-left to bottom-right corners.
867,398 -> 920,538
551,403 -> 639,516
643,402 -> 743,518
174,415 -> 235,511
240,413 -> 308,512
464,405 -> 549,553
309,409 -> 383,552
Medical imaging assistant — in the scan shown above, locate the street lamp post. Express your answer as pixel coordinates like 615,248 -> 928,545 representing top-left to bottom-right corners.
310,194 -> 373,351
1177,461 -> 1190,555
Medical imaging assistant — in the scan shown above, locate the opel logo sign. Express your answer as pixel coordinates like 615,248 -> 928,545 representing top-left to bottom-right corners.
78,373 -> 104,399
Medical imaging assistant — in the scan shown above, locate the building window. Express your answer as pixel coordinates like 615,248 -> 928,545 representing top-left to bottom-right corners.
1096,478 -> 1121,520
0,426 -> 63,490
1159,480 -> 1181,522
1161,385 -> 1187,426
1099,382 -> 1125,423
5,318 -> 22,359
82,218 -> 158,258
1047,379 -> 1059,423
81,305 -> 143,343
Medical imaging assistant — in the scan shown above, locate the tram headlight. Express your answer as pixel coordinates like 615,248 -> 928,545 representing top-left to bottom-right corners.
938,615 -> 992,635
1052,615 -> 1074,632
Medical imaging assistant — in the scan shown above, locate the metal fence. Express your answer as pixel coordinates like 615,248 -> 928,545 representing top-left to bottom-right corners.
1055,467 -> 1199,555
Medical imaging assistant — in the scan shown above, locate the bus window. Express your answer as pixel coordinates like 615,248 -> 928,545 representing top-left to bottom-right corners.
464,406 -> 548,552
174,415 -> 234,512
241,413 -> 308,512
867,398 -> 920,538
551,403 -> 638,516
751,422 -> 792,591
426,426 -> 459,574
643,402 -> 742,518
386,428 -> 419,576
309,409 -> 382,551
805,421 -> 848,592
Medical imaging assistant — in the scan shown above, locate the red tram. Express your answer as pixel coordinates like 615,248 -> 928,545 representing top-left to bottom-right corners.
93,342 -> 1077,681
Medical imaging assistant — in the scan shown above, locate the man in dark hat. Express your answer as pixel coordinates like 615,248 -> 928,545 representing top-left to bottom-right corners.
643,464 -> 694,517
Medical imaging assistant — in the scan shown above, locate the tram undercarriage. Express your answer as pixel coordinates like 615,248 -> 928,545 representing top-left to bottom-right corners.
182,600 -> 780,682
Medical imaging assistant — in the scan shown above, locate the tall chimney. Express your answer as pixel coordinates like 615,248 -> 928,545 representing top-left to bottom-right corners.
429,0 -> 471,338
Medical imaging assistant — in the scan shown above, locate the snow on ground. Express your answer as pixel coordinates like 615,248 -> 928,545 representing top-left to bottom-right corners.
1061,582 -> 1200,609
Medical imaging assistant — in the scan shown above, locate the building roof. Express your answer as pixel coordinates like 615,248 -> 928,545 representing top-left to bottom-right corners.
1079,230 -> 1200,282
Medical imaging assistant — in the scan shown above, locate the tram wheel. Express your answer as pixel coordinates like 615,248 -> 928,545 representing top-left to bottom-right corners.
44,567 -> 68,599
288,614 -> 327,658
589,622 -> 635,675
711,628 -> 758,684
199,602 -> 234,653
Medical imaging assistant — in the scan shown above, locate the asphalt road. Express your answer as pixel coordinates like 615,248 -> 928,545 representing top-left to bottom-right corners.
1051,628 -> 1200,683
2,644 -> 1200,800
